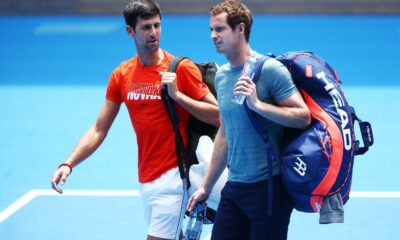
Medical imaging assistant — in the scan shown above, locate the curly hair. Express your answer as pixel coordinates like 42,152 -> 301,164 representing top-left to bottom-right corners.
210,0 -> 253,42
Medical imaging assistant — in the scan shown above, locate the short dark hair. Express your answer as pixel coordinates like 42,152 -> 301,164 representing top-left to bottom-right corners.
123,0 -> 161,30
210,0 -> 253,42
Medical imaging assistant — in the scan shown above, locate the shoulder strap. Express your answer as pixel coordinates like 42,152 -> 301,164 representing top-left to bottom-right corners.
167,56 -> 187,72
244,55 -> 272,143
162,56 -> 186,126
243,55 -> 277,215
161,56 -> 190,190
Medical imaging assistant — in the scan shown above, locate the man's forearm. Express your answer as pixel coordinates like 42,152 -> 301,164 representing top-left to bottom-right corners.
201,129 -> 228,194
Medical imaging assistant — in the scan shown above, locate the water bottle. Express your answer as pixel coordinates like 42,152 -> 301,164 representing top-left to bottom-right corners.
231,57 -> 257,105
185,203 -> 207,240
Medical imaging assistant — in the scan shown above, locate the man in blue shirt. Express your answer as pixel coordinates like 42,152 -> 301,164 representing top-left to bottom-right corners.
188,1 -> 311,239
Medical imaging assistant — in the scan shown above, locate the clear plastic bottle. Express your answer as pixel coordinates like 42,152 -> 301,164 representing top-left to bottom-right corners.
185,203 -> 207,240
231,57 -> 257,105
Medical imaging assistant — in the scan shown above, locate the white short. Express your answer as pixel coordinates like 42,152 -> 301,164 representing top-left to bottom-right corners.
140,167 -> 188,239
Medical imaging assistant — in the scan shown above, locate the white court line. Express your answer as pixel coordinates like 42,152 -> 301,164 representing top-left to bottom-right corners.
33,189 -> 140,197
0,190 -> 399,224
0,190 -> 37,223
0,189 -> 139,223
350,191 -> 400,198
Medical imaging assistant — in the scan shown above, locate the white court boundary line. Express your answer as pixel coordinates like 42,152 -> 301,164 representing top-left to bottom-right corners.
0,189 -> 139,223
1,190 -> 399,224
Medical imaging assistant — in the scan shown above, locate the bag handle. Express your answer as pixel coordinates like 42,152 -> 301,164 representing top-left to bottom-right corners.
350,107 -> 374,155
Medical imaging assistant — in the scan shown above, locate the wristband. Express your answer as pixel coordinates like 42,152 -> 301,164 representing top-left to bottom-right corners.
58,163 -> 73,174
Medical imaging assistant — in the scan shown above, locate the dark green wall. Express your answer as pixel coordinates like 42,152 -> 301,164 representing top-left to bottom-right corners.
1,0 -> 400,15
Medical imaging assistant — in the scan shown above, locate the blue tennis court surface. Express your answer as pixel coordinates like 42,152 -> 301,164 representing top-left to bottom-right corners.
1,15 -> 400,239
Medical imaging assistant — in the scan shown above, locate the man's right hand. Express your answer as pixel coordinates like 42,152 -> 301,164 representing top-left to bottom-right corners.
51,165 -> 72,194
187,187 -> 209,213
